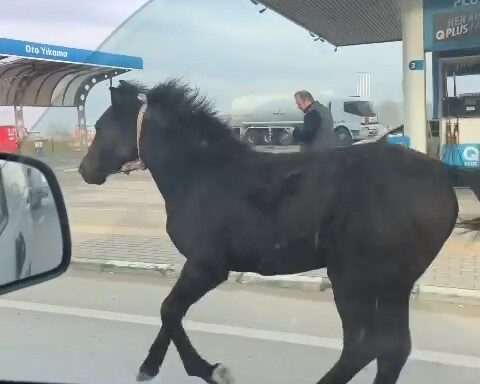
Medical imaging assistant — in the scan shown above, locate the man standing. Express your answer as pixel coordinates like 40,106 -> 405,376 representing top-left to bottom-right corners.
294,90 -> 335,152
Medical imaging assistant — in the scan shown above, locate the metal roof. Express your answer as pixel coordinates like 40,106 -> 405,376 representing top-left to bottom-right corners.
258,0 -> 402,47
0,38 -> 143,108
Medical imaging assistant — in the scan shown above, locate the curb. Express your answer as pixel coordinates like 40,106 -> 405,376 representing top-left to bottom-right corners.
232,272 -> 332,291
72,258 -> 180,277
71,258 -> 332,291
412,284 -> 480,300
71,258 -> 480,302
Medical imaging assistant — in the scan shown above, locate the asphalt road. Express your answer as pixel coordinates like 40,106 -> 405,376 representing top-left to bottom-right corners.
0,268 -> 480,384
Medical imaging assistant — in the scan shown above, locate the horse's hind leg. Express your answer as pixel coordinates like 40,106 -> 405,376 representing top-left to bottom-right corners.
372,282 -> 412,384
137,326 -> 170,381
317,275 -> 377,384
139,259 -> 231,384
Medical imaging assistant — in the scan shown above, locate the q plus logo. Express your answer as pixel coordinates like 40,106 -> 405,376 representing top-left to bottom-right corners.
436,30 -> 446,40
462,145 -> 480,165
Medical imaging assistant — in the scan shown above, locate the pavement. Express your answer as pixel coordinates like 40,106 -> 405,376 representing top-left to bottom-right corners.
1,268 -> 480,384
34,153 -> 480,301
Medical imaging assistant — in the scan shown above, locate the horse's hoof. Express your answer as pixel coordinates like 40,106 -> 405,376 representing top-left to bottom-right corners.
211,364 -> 235,384
137,371 -> 155,382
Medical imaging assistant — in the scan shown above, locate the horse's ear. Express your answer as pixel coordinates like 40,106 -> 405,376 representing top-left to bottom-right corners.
110,87 -> 122,107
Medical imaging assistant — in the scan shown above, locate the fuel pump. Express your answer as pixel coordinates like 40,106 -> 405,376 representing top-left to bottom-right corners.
438,55 -> 480,168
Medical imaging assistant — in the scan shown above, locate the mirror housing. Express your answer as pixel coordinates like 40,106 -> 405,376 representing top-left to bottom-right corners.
0,152 -> 71,295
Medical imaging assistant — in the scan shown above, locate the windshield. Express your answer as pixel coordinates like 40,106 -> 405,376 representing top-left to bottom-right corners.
1,1 -> 480,384
344,101 -> 376,117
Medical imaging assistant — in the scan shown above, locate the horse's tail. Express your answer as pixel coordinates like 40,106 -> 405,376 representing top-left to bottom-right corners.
447,165 -> 480,231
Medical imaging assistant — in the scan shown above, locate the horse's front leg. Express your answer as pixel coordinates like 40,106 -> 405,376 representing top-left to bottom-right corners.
138,259 -> 232,384
137,325 -> 170,381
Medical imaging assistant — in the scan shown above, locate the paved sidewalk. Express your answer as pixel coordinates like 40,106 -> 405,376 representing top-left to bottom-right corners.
420,239 -> 480,290
71,231 -> 480,290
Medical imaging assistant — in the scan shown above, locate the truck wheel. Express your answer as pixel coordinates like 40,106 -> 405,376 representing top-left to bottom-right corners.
244,130 -> 261,146
335,126 -> 353,147
278,130 -> 294,146
261,131 -> 273,145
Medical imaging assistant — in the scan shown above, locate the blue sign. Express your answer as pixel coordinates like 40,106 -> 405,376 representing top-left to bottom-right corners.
0,37 -> 143,70
409,60 -> 425,70
424,0 -> 480,52
441,143 -> 480,166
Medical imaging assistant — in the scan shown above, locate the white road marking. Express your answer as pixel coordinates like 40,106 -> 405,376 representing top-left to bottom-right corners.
0,299 -> 479,370
68,206 -> 164,212
62,168 -> 79,173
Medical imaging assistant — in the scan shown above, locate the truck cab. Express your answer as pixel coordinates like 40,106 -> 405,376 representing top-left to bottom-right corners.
330,98 -> 387,145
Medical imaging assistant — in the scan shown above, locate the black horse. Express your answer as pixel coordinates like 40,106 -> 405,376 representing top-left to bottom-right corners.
78,79 -> 480,384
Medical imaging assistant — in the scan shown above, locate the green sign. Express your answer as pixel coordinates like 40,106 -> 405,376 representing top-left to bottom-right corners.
409,60 -> 425,70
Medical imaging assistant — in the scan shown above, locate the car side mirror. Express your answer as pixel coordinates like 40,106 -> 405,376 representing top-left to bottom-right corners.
0,153 -> 71,295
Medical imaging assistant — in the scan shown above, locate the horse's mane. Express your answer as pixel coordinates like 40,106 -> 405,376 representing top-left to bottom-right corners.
116,78 -> 217,120
118,78 -> 250,156
147,78 -> 217,120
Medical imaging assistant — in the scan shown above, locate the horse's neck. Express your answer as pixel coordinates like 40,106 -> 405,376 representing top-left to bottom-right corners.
142,117 -> 247,204
147,159 -> 192,206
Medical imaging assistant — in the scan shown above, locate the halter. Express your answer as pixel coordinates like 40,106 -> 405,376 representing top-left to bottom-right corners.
120,103 -> 148,174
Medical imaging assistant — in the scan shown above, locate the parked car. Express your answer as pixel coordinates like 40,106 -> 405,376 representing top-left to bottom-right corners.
354,125 -> 409,146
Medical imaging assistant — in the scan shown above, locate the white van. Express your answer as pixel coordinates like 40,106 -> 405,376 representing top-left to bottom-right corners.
230,94 -> 387,146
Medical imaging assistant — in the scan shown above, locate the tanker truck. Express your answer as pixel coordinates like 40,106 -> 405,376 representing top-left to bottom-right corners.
229,93 -> 387,146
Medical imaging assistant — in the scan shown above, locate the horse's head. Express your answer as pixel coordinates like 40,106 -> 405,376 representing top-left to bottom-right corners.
78,81 -> 144,185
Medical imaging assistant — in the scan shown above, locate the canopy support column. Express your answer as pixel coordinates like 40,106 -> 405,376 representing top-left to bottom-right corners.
14,105 -> 25,137
77,105 -> 87,153
402,0 -> 427,153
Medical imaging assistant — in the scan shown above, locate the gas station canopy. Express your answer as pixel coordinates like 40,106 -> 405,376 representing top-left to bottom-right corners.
0,37 -> 142,138
258,0 -> 401,46
259,0 -> 480,159
0,37 -> 143,108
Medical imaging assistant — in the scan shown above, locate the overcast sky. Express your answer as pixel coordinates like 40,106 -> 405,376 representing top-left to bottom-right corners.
0,0 -> 147,49
0,0 -> 148,127
1,0 -> 474,132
